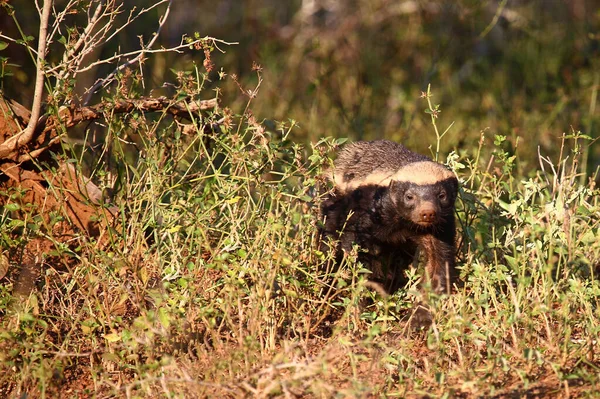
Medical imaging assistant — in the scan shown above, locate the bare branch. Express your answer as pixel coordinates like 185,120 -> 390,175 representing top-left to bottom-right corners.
81,37 -> 236,103
0,96 -> 218,163
0,33 -> 38,56
51,0 -> 107,88
80,36 -> 233,75
48,0 -> 79,44
82,0 -> 173,104
101,1 -> 170,45
59,0 -> 104,70
54,96 -> 218,129
0,0 -> 53,159
46,0 -> 122,79
38,1 -> 236,108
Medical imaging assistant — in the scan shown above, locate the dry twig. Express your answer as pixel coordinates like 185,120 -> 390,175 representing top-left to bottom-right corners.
0,0 -> 52,159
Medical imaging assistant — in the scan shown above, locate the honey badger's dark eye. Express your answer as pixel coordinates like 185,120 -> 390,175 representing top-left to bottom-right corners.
405,193 -> 415,201
438,191 -> 447,200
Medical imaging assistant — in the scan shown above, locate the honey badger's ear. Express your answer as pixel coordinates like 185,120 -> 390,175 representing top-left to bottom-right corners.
373,185 -> 391,208
388,180 -> 398,206
448,177 -> 459,200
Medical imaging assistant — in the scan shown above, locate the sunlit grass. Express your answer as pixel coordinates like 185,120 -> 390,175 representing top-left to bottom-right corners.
1,68 -> 599,398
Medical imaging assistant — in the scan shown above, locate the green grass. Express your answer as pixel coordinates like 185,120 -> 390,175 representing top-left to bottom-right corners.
1,1 -> 599,397
1,69 -> 599,398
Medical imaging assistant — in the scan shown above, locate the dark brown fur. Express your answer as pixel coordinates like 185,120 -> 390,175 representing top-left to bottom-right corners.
319,140 -> 458,295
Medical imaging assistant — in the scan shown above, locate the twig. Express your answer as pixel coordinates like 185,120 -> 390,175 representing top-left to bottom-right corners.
45,0 -> 122,77
93,0 -> 168,50
8,96 -> 218,163
80,37 -> 233,75
54,0 -> 105,83
0,33 -> 38,56
81,35 -> 237,104
479,0 -> 508,39
47,0 -> 79,47
0,0 -> 52,159
45,1 -> 170,79
82,0 -> 173,104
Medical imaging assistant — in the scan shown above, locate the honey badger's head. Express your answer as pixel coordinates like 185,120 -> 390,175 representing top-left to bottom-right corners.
386,177 -> 458,227
371,161 -> 458,229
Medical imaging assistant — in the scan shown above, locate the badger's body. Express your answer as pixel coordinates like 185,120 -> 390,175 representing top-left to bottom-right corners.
319,140 -> 458,294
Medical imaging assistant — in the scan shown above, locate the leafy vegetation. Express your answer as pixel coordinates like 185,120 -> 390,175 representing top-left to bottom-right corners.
0,1 -> 599,398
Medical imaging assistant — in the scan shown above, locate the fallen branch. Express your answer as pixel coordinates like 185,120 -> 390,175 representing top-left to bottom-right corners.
45,96 -> 218,131
0,95 -> 218,163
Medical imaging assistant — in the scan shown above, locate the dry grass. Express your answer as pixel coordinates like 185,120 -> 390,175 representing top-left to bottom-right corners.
1,67 -> 599,399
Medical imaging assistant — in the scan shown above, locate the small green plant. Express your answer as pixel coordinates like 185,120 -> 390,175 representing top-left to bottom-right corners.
422,84 -> 455,162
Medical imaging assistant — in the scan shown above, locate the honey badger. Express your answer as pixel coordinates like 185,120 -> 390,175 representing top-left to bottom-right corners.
319,139 -> 458,295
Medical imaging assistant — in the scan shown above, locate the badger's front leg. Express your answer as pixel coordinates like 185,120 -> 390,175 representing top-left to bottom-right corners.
407,233 -> 456,329
416,234 -> 456,294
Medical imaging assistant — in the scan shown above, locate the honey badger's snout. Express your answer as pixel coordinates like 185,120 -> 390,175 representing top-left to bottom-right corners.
418,204 -> 437,223
414,202 -> 439,225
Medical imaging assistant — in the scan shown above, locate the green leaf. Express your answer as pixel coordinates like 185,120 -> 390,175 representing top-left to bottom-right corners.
504,255 -> 518,269
580,230 -> 596,244
0,42 -> 8,51
225,196 -> 241,204
158,307 -> 171,329
5,203 -> 19,211
167,225 -> 181,233
103,333 -> 121,343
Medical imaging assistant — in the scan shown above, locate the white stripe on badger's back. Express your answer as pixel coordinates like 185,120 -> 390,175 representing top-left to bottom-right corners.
334,161 -> 455,193
389,161 -> 455,185
334,170 -> 394,193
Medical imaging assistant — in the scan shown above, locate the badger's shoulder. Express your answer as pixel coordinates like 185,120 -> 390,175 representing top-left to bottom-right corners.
329,140 -> 456,194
